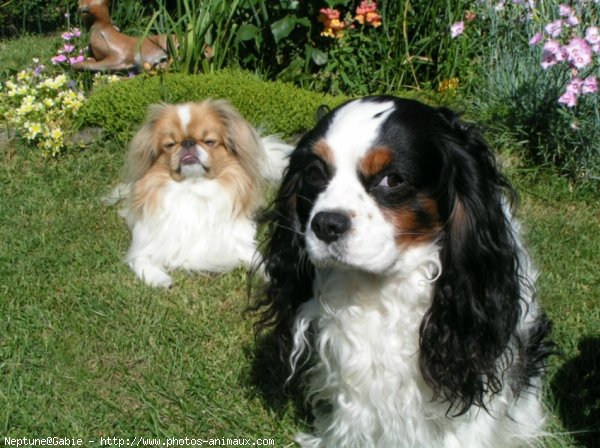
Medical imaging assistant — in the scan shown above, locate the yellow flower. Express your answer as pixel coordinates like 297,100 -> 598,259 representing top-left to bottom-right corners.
16,86 -> 29,96
5,80 -> 17,91
53,74 -> 67,89
26,122 -> 43,139
44,98 -> 55,108
437,77 -> 460,92
17,70 -> 32,82
17,97 -> 35,115
50,128 -> 63,141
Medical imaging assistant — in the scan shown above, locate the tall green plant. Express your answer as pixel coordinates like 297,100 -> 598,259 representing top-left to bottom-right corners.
151,0 -> 244,73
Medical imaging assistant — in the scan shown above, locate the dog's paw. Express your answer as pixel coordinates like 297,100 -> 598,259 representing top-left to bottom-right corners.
130,259 -> 173,288
294,433 -> 322,448
141,266 -> 173,288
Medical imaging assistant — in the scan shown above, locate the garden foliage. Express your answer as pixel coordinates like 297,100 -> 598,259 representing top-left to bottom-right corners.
78,70 -> 347,143
0,0 -> 598,183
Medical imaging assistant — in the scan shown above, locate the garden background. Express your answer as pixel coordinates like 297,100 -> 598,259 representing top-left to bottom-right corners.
0,0 -> 598,447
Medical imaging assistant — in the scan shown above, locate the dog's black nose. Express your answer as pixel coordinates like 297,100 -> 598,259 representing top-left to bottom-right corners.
311,211 -> 350,243
181,138 -> 196,149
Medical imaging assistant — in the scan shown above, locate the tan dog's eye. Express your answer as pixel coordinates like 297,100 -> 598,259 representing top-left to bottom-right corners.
203,139 -> 217,147
163,142 -> 177,151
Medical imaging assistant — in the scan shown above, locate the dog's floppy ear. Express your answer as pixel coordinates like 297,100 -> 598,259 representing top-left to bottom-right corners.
212,100 -> 263,181
419,110 -> 523,415
124,103 -> 168,184
253,155 -> 315,359
210,99 -> 264,215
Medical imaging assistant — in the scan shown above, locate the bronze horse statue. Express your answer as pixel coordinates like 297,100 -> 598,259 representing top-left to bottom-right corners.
71,0 -> 175,73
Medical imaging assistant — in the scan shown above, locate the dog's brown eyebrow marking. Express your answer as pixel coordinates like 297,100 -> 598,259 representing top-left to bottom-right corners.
359,146 -> 394,177
313,139 -> 335,165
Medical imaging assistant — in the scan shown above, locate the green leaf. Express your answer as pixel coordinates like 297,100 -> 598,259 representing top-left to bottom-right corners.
310,47 -> 328,66
296,17 -> 311,27
271,15 -> 297,44
325,0 -> 351,8
236,23 -> 259,42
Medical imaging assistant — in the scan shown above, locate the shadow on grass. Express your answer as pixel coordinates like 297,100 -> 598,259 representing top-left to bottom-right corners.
551,336 -> 600,447
244,331 -> 310,421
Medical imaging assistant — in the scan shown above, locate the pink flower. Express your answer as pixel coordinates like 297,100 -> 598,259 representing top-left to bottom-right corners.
545,19 -> 563,38
51,54 -> 67,64
558,4 -> 573,17
319,8 -> 340,20
582,76 -> 598,94
585,27 -> 600,45
558,77 -> 589,108
566,77 -> 583,94
558,90 -> 578,107
69,55 -> 85,65
464,10 -> 476,22
565,15 -> 579,27
450,21 -> 465,38
63,44 -> 75,53
529,32 -> 543,46
356,0 -> 377,15
541,39 -> 566,69
565,37 -> 593,69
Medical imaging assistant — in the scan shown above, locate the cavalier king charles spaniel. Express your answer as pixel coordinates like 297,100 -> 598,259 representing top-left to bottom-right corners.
120,99 -> 291,288
255,96 -> 554,447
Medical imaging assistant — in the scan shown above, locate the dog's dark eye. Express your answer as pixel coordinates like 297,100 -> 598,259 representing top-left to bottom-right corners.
163,142 -> 176,151
378,174 -> 403,189
203,139 -> 217,147
304,162 -> 328,188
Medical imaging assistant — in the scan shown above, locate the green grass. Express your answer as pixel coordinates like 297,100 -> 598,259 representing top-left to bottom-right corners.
0,145 -> 303,445
509,169 -> 600,448
0,34 -> 59,78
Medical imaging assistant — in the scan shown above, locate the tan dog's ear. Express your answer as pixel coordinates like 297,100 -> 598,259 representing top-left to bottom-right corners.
123,103 -> 168,183
212,100 -> 263,182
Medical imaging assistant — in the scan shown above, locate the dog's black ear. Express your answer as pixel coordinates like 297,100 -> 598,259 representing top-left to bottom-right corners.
316,104 -> 331,121
419,110 -> 523,415
253,157 -> 315,359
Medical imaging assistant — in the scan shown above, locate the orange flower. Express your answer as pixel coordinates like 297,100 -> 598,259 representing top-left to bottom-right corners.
320,8 -> 346,38
355,1 -> 382,28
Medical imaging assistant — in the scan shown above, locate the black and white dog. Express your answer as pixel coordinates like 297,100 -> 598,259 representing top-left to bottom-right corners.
255,96 -> 553,447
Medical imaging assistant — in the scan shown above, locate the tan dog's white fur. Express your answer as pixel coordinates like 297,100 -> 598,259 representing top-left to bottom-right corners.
121,100 -> 291,287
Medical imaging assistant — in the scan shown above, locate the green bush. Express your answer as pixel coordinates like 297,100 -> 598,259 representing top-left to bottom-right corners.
78,69 -> 347,144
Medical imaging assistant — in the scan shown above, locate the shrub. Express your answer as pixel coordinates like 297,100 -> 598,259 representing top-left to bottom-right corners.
77,69 -> 347,144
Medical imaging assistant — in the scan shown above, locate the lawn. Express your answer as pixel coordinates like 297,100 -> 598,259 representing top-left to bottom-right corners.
1,35 -> 599,448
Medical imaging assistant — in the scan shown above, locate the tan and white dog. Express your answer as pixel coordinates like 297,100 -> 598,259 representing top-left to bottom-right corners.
115,100 -> 291,287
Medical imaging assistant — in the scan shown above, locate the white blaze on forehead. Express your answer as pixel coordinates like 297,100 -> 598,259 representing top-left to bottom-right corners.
307,99 -> 400,273
326,99 -> 395,168
177,104 -> 192,133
